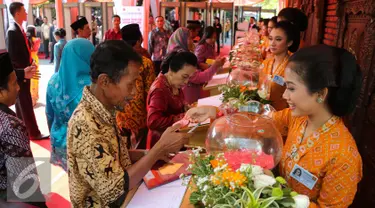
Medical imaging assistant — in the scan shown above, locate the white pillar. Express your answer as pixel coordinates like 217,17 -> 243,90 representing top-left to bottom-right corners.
0,4 -> 6,53
44,5 -> 52,23
101,2 -> 108,34
27,4 -> 33,25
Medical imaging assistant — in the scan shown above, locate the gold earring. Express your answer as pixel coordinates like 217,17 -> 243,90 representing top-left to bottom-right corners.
317,97 -> 323,104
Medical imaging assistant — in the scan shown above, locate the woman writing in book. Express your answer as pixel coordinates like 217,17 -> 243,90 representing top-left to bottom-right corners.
272,44 -> 362,207
147,51 -> 218,149
259,21 -> 300,111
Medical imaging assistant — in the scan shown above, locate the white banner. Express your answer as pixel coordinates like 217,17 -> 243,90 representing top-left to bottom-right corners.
116,6 -> 144,35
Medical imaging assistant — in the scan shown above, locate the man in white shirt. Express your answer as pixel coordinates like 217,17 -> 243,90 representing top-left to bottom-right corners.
41,17 -> 51,59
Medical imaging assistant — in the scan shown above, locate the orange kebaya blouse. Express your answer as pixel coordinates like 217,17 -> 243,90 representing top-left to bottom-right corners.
273,109 -> 362,207
260,57 -> 289,111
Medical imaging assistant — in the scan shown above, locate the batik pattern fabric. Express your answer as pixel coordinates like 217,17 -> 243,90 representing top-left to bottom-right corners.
30,37 -> 40,106
67,87 -> 131,208
148,28 -> 170,61
116,56 -> 155,146
273,109 -> 363,208
0,103 -> 46,207
260,57 -> 289,111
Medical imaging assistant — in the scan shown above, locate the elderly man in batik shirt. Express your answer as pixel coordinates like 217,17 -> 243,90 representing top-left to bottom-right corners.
67,40 -> 192,208
0,53 -> 47,208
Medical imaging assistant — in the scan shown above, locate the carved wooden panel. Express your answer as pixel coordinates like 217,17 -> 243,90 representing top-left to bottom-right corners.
300,0 -> 325,46
334,0 -> 375,207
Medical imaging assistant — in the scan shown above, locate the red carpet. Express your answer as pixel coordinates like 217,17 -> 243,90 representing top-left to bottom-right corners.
45,193 -> 71,208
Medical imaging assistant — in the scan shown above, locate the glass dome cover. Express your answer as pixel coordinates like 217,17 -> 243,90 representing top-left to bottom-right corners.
206,112 -> 283,170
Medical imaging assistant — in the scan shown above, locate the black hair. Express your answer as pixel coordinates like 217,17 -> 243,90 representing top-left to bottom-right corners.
54,28 -> 66,38
90,40 -> 142,83
273,21 -> 300,53
214,17 -> 220,21
9,2 -> 24,17
26,26 -> 36,49
112,15 -> 120,20
263,19 -> 270,27
0,75 -> 10,91
288,44 -> 362,117
161,51 -> 197,74
278,8 -> 308,32
187,23 -> 201,31
198,26 -> 215,45
270,16 -> 277,25
155,16 -> 164,20
251,17 -> 256,21
292,168 -> 302,176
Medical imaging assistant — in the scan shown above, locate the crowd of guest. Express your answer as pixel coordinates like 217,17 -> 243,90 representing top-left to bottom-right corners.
0,2 -> 364,208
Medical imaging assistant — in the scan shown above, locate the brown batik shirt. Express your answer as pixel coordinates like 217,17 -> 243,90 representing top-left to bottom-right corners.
67,86 -> 132,208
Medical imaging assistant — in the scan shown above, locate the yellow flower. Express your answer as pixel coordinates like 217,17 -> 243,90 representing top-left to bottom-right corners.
211,169 -> 247,191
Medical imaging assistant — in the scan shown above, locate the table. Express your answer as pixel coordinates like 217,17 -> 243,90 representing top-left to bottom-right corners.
123,94 -> 225,207
203,73 -> 229,96
123,181 -> 194,208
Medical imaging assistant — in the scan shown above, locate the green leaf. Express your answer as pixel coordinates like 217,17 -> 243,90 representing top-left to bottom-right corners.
282,188 -> 292,196
259,197 -> 278,208
190,192 -> 202,205
271,201 -> 280,208
290,191 -> 298,197
275,177 -> 287,185
277,197 -> 295,207
242,187 -> 257,207
253,187 -> 265,201
271,188 -> 283,199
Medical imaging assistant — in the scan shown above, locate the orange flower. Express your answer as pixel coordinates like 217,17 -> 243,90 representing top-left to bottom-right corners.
240,85 -> 247,93
211,169 -> 247,191
210,160 -> 219,168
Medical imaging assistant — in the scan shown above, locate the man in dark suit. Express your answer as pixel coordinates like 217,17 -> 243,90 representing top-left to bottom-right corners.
249,16 -> 260,31
49,19 -> 57,63
6,2 -> 48,140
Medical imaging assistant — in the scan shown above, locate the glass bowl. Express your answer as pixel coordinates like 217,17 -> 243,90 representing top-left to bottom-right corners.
206,112 -> 282,170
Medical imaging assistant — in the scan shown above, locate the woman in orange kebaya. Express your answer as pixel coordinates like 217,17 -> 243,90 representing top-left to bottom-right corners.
260,21 -> 300,111
272,44 -> 362,207
278,8 -> 308,49
261,16 -> 277,60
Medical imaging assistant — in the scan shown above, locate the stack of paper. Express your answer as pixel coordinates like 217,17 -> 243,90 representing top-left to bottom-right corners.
127,178 -> 189,208
205,73 -> 229,88
197,94 -> 223,107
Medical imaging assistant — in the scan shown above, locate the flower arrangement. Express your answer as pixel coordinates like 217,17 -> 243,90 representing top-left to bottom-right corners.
181,148 -> 310,208
219,84 -> 271,107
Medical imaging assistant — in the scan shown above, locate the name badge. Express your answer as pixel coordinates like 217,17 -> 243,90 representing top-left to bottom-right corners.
273,75 -> 285,86
290,164 -> 318,190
